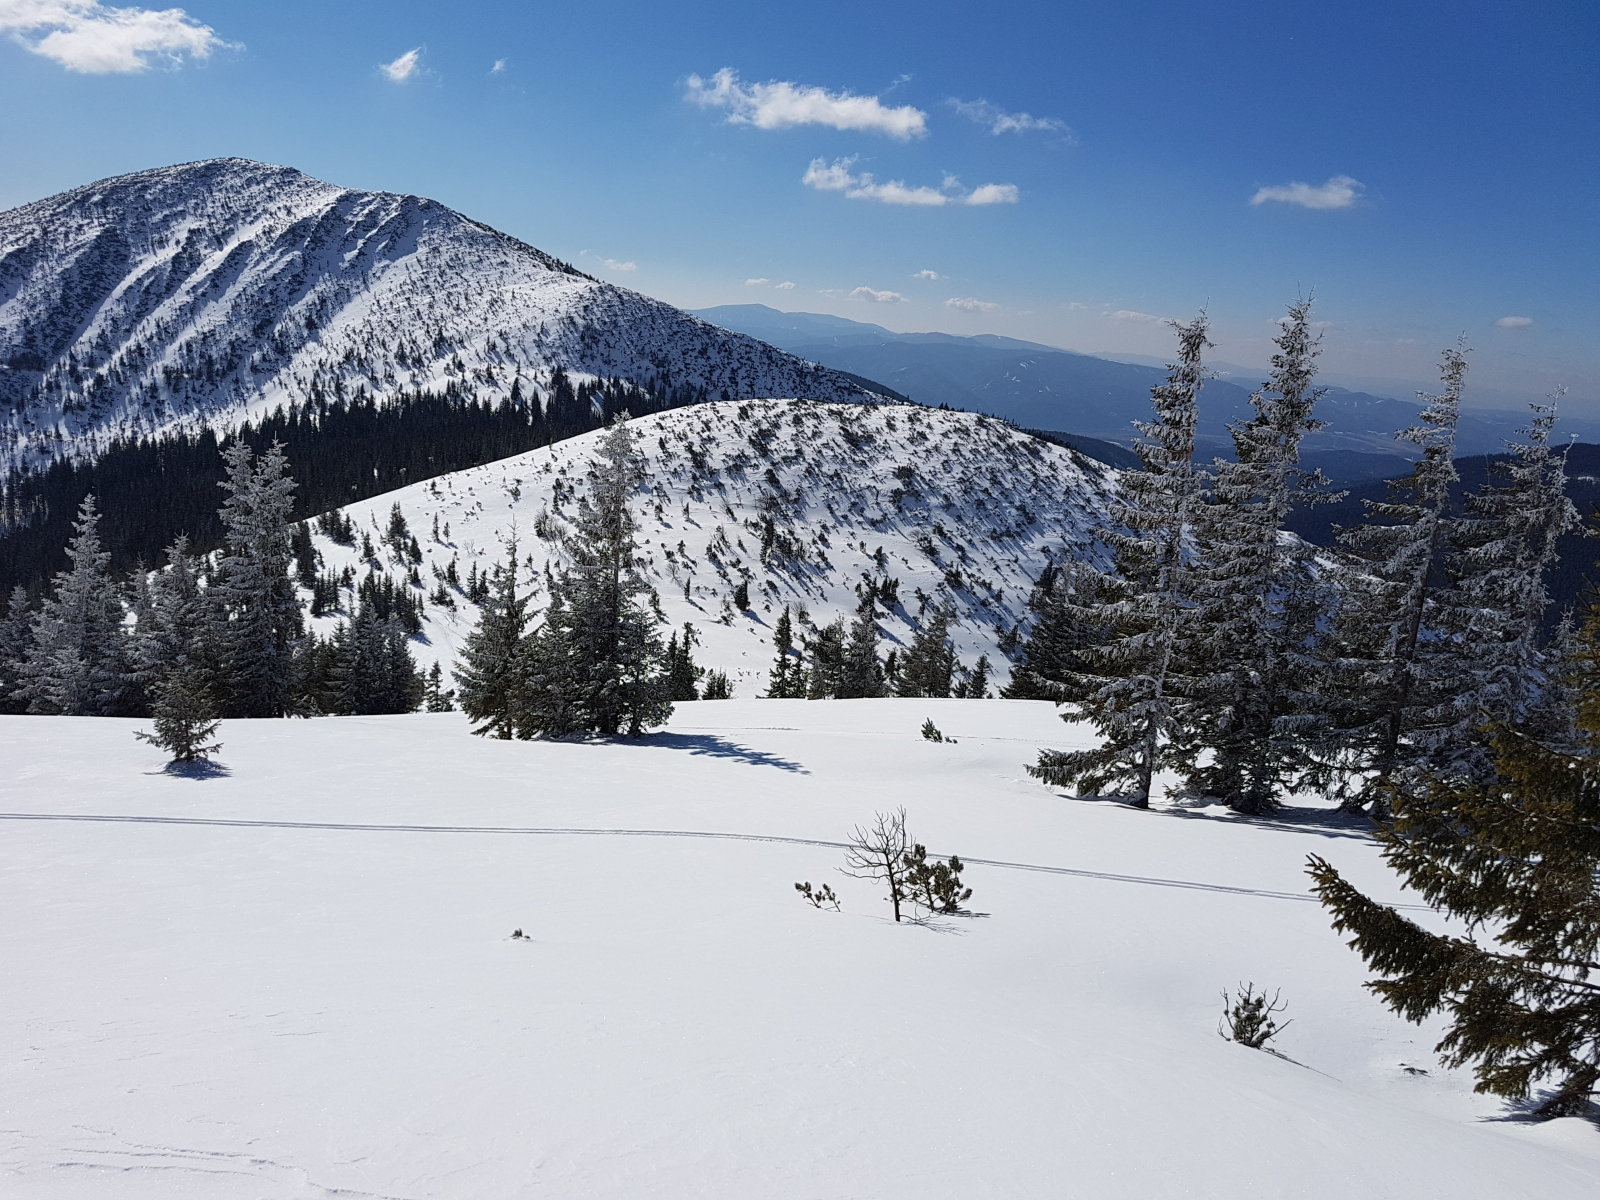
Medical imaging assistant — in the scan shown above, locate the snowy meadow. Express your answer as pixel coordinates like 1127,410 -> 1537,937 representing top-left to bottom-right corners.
5,699 -> 1598,1198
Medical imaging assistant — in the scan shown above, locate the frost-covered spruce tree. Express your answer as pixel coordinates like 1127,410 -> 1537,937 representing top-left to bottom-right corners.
328,603 -> 422,715
523,416 -> 672,737
18,495 -> 132,716
0,584 -> 35,714
212,441 -> 303,718
1031,314 -> 1210,807
129,536 -> 222,713
1453,399 -> 1581,743
1185,300 -> 1335,814
1325,345 -> 1474,815
454,543 -> 531,738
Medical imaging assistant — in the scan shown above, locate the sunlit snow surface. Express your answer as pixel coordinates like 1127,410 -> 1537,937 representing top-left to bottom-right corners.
4,700 -> 1598,1197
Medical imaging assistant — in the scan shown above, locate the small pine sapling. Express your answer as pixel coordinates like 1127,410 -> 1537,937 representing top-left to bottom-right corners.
921,718 -> 945,742
902,843 -> 973,915
1219,982 -> 1290,1049
701,670 -> 733,699
795,881 -> 841,910
134,669 -> 222,763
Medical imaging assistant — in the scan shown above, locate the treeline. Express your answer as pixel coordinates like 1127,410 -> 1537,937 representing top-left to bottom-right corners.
1006,301 -> 1579,819
0,442 -> 450,725
0,368 -> 711,598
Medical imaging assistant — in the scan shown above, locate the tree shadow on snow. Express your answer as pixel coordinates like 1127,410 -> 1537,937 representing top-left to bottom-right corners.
1483,1092 -> 1600,1128
148,758 -> 232,780
1163,802 -> 1375,842
626,733 -> 809,774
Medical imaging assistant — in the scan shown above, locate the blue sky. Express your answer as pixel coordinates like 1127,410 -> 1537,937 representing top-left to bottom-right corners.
1,0 -> 1595,410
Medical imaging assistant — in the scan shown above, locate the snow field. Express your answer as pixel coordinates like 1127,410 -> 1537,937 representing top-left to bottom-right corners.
3,699 -> 1598,1197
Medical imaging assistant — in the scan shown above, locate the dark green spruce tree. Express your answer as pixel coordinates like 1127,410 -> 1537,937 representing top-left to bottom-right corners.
454,543 -> 532,738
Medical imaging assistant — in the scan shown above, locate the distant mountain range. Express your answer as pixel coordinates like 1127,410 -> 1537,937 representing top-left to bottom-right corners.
0,160 -> 878,474
694,304 -> 1600,482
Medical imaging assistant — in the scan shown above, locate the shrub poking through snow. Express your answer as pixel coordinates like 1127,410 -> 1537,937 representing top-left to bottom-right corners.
795,881 -> 840,910
902,843 -> 972,915
1219,983 -> 1290,1049
921,718 -> 949,743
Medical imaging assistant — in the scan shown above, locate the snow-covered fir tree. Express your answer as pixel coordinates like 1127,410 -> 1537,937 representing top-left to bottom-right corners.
134,665 -> 222,763
1001,560 -> 1095,700
837,603 -> 886,699
1030,314 -> 1210,807
129,536 -> 222,715
17,496 -> 131,716
1184,299 -> 1335,814
453,543 -> 531,738
326,603 -> 423,716
1453,398 -> 1582,741
212,441 -> 303,718
520,416 -> 672,737
0,584 -> 35,714
1324,344 -> 1476,816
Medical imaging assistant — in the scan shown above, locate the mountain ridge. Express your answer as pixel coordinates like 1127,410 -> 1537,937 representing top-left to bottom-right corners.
0,159 -> 880,473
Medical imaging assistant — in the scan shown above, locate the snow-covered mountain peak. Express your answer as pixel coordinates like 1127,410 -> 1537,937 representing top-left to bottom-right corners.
0,159 -> 877,471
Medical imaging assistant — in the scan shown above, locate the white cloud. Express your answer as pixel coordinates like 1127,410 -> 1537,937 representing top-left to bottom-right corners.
1108,309 -> 1162,324
948,97 -> 1069,137
744,277 -> 770,287
380,47 -> 422,83
945,297 -> 999,312
912,269 -> 942,281
850,286 -> 906,304
1495,315 -> 1534,329
0,0 -> 234,73
599,257 -> 637,272
774,280 -> 795,290
1250,174 -> 1364,209
489,58 -> 506,75
686,67 -> 926,139
802,157 -> 1018,207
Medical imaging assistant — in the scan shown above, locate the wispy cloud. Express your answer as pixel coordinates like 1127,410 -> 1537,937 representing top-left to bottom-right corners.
1108,309 -> 1162,324
851,286 -> 906,304
686,67 -> 926,139
948,97 -> 1069,137
744,277 -> 770,286
1495,315 -> 1534,329
599,257 -> 636,272
1250,175 -> 1364,209
803,157 -> 1018,207
912,269 -> 942,281
489,58 -> 507,75
774,280 -> 795,290
945,297 -> 999,312
380,47 -> 422,83
0,0 -> 235,73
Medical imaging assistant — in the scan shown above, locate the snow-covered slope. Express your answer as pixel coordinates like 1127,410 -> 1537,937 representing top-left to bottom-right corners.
304,399 -> 1119,691
0,159 -> 876,470
5,700 -> 1598,1197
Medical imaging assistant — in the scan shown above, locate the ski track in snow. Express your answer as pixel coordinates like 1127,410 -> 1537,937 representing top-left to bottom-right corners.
0,810 -> 1418,908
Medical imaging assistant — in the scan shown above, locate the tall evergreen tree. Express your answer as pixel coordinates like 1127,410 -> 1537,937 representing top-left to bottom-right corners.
837,606 -> 886,699
18,495 -> 131,716
1030,314 -> 1210,806
1454,399 -> 1582,739
521,416 -> 672,737
129,536 -> 222,714
1184,299 -> 1335,814
1324,345 -> 1475,815
0,584 -> 35,714
1001,561 -> 1095,700
454,543 -> 532,738
212,441 -> 303,718
328,603 -> 423,715
666,624 -> 702,701
895,608 -> 957,698
1309,715 -> 1600,1117
805,619 -> 847,699
766,605 -> 806,698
